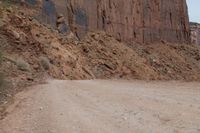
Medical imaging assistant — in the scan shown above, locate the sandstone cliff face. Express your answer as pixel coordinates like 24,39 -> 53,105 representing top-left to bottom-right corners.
28,0 -> 190,44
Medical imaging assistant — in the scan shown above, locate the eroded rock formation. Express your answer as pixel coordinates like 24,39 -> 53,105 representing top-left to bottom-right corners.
190,22 -> 200,45
27,0 -> 190,44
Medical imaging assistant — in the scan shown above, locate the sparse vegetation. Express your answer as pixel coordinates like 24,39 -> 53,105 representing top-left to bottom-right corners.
0,72 -> 5,88
15,58 -> 31,72
1,0 -> 13,7
0,50 -> 4,88
0,50 -> 10,105
39,56 -> 51,70
0,50 -> 2,63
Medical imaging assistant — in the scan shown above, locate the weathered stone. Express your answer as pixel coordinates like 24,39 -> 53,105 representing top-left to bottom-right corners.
57,14 -> 64,18
66,32 -> 79,41
20,0 -> 26,6
57,16 -> 65,24
12,30 -> 20,39
190,22 -> 200,45
57,23 -> 68,33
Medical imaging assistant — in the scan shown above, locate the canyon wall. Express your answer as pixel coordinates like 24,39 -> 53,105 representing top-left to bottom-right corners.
27,0 -> 191,44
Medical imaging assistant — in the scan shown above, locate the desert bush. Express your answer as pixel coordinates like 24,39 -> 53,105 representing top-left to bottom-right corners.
1,0 -> 13,7
0,30 -> 9,49
0,72 -> 5,87
39,56 -> 51,70
0,0 -> 13,15
0,51 -> 5,90
15,58 -> 30,72
0,33 -> 12,105
0,50 -> 2,63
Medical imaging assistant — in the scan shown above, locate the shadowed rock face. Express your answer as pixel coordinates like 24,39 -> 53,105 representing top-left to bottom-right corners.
35,0 -> 190,44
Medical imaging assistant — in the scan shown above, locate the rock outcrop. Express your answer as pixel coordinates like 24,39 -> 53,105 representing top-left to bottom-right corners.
190,22 -> 200,45
27,0 -> 190,44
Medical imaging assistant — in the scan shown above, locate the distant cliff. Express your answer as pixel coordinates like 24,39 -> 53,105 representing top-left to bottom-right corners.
26,0 -> 190,44
190,22 -> 200,45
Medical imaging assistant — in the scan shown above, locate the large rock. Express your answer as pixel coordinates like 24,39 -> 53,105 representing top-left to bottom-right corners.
32,0 -> 191,44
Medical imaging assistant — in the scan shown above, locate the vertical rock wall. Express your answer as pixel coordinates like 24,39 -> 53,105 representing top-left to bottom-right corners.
34,0 -> 191,44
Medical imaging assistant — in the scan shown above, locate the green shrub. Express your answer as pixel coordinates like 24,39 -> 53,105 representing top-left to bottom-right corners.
0,72 -> 5,87
1,0 -> 13,7
15,58 -> 30,72
39,56 -> 51,70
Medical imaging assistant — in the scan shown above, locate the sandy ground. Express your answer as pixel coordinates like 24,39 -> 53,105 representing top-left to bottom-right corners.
0,80 -> 200,133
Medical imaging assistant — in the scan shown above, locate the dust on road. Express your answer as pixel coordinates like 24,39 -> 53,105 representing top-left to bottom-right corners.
0,80 -> 200,133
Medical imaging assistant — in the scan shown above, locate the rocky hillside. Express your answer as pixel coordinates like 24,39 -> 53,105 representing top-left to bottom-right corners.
0,1 -> 200,81
26,0 -> 190,43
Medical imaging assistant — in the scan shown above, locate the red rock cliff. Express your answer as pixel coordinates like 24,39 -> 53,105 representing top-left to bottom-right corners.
34,0 -> 191,43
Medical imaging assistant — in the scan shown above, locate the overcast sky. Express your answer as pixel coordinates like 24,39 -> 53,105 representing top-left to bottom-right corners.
187,0 -> 200,23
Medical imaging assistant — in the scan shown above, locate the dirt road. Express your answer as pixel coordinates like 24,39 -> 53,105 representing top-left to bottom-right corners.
0,80 -> 200,133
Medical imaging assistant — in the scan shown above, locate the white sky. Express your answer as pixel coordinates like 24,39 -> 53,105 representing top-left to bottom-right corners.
187,0 -> 200,23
